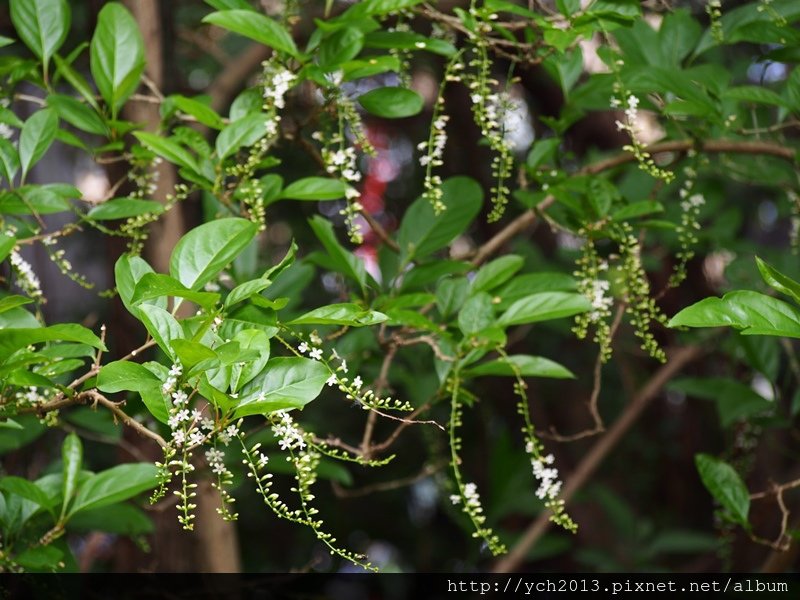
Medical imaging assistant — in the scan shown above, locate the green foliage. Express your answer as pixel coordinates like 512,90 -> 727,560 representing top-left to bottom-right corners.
1,0 -> 800,574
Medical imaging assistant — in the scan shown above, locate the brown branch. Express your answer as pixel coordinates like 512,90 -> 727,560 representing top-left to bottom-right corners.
82,390 -> 167,448
360,343 -> 398,459
492,343 -> 705,572
472,138 -> 797,267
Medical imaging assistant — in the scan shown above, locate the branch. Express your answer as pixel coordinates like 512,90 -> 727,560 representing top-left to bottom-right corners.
492,343 -> 706,572
472,138 -> 797,267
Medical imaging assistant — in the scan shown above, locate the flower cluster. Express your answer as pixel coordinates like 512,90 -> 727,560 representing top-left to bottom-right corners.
467,47 -> 515,222
573,238 -> 614,362
706,0 -> 723,42
615,224 -> 668,363
262,60 -> 296,112
669,165 -> 705,287
10,250 -> 43,300
272,411 -> 307,451
531,454 -> 561,500
121,182 -> 188,255
611,89 -> 674,184
206,445 -> 237,520
42,237 -> 93,290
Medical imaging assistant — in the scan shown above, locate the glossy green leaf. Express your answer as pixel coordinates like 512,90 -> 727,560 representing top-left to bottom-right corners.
170,218 -> 258,291
114,254 -> 167,316
279,177 -> 351,201
340,0 -> 425,18
695,454 -> 750,527
88,198 -> 164,221
458,293 -> 495,336
0,295 -> 32,314
436,277 -> 469,318
97,360 -> 161,394
668,290 -> 800,338
497,292 -> 591,327
60,433 -> 82,519
19,108 -> 58,179
202,10 -> 299,57
9,0 -> 70,71
0,138 -> 20,185
0,476 -> 53,510
397,176 -> 483,261
363,31 -> 456,56
308,216 -> 367,292
288,304 -> 388,327
68,463 -> 159,517
471,256 -> 524,294
90,3 -> 145,117
235,357 -> 328,417
54,55 -> 100,110
131,273 -> 220,310
134,131 -> 199,173
611,200 -> 664,221
0,325 -> 106,363
136,304 -> 183,358
755,257 -> 800,305
47,94 -> 107,136
319,27 -> 364,67
215,112 -> 272,159
171,95 -> 225,130
464,355 -> 575,379
358,86 -> 423,118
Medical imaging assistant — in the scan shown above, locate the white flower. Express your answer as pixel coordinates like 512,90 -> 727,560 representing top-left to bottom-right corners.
298,342 -> 309,354
326,374 -> 338,387
309,347 -> 323,361
352,375 -> 363,390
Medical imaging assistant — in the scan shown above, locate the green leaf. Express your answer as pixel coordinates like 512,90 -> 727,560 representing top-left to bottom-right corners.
88,198 -> 164,221
436,277 -> 469,318
68,463 -> 159,517
9,0 -> 70,71
0,476 -> 53,510
202,10 -> 299,58
114,254 -> 167,316
90,3 -> 145,117
670,377 -> 771,428
695,454 -> 750,527
215,113 -> 272,159
15,545 -> 63,571
235,357 -> 328,417
60,433 -> 82,519
19,108 -> 58,179
97,360 -> 161,394
464,355 -> 575,379
136,304 -> 183,358
458,293 -> 495,336
471,255 -> 524,294
358,86 -> 423,118
278,177 -> 352,201
225,279 -> 271,308
308,216 -> 367,292
131,273 -> 220,310
0,296 -> 32,314
725,86 -> 789,108
319,27 -> 364,68
67,503 -> 153,535
526,138 -> 560,169
397,176 -> 483,261
756,257 -> 800,306
340,0 -> 425,18
170,218 -> 258,291
54,55 -> 100,110
611,200 -> 664,221
363,31 -> 456,57
47,93 -> 107,136
497,292 -> 591,327
0,138 -> 20,184
0,325 -> 106,363
288,304 -> 388,327
171,95 -> 225,130
134,131 -> 200,174
668,290 -> 800,338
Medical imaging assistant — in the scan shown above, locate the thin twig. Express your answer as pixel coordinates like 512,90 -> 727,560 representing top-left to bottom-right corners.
331,460 -> 447,498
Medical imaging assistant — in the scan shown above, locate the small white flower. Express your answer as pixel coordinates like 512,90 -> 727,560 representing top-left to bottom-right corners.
326,374 -> 338,387
309,347 -> 323,361
298,342 -> 309,354
352,375 -> 363,390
